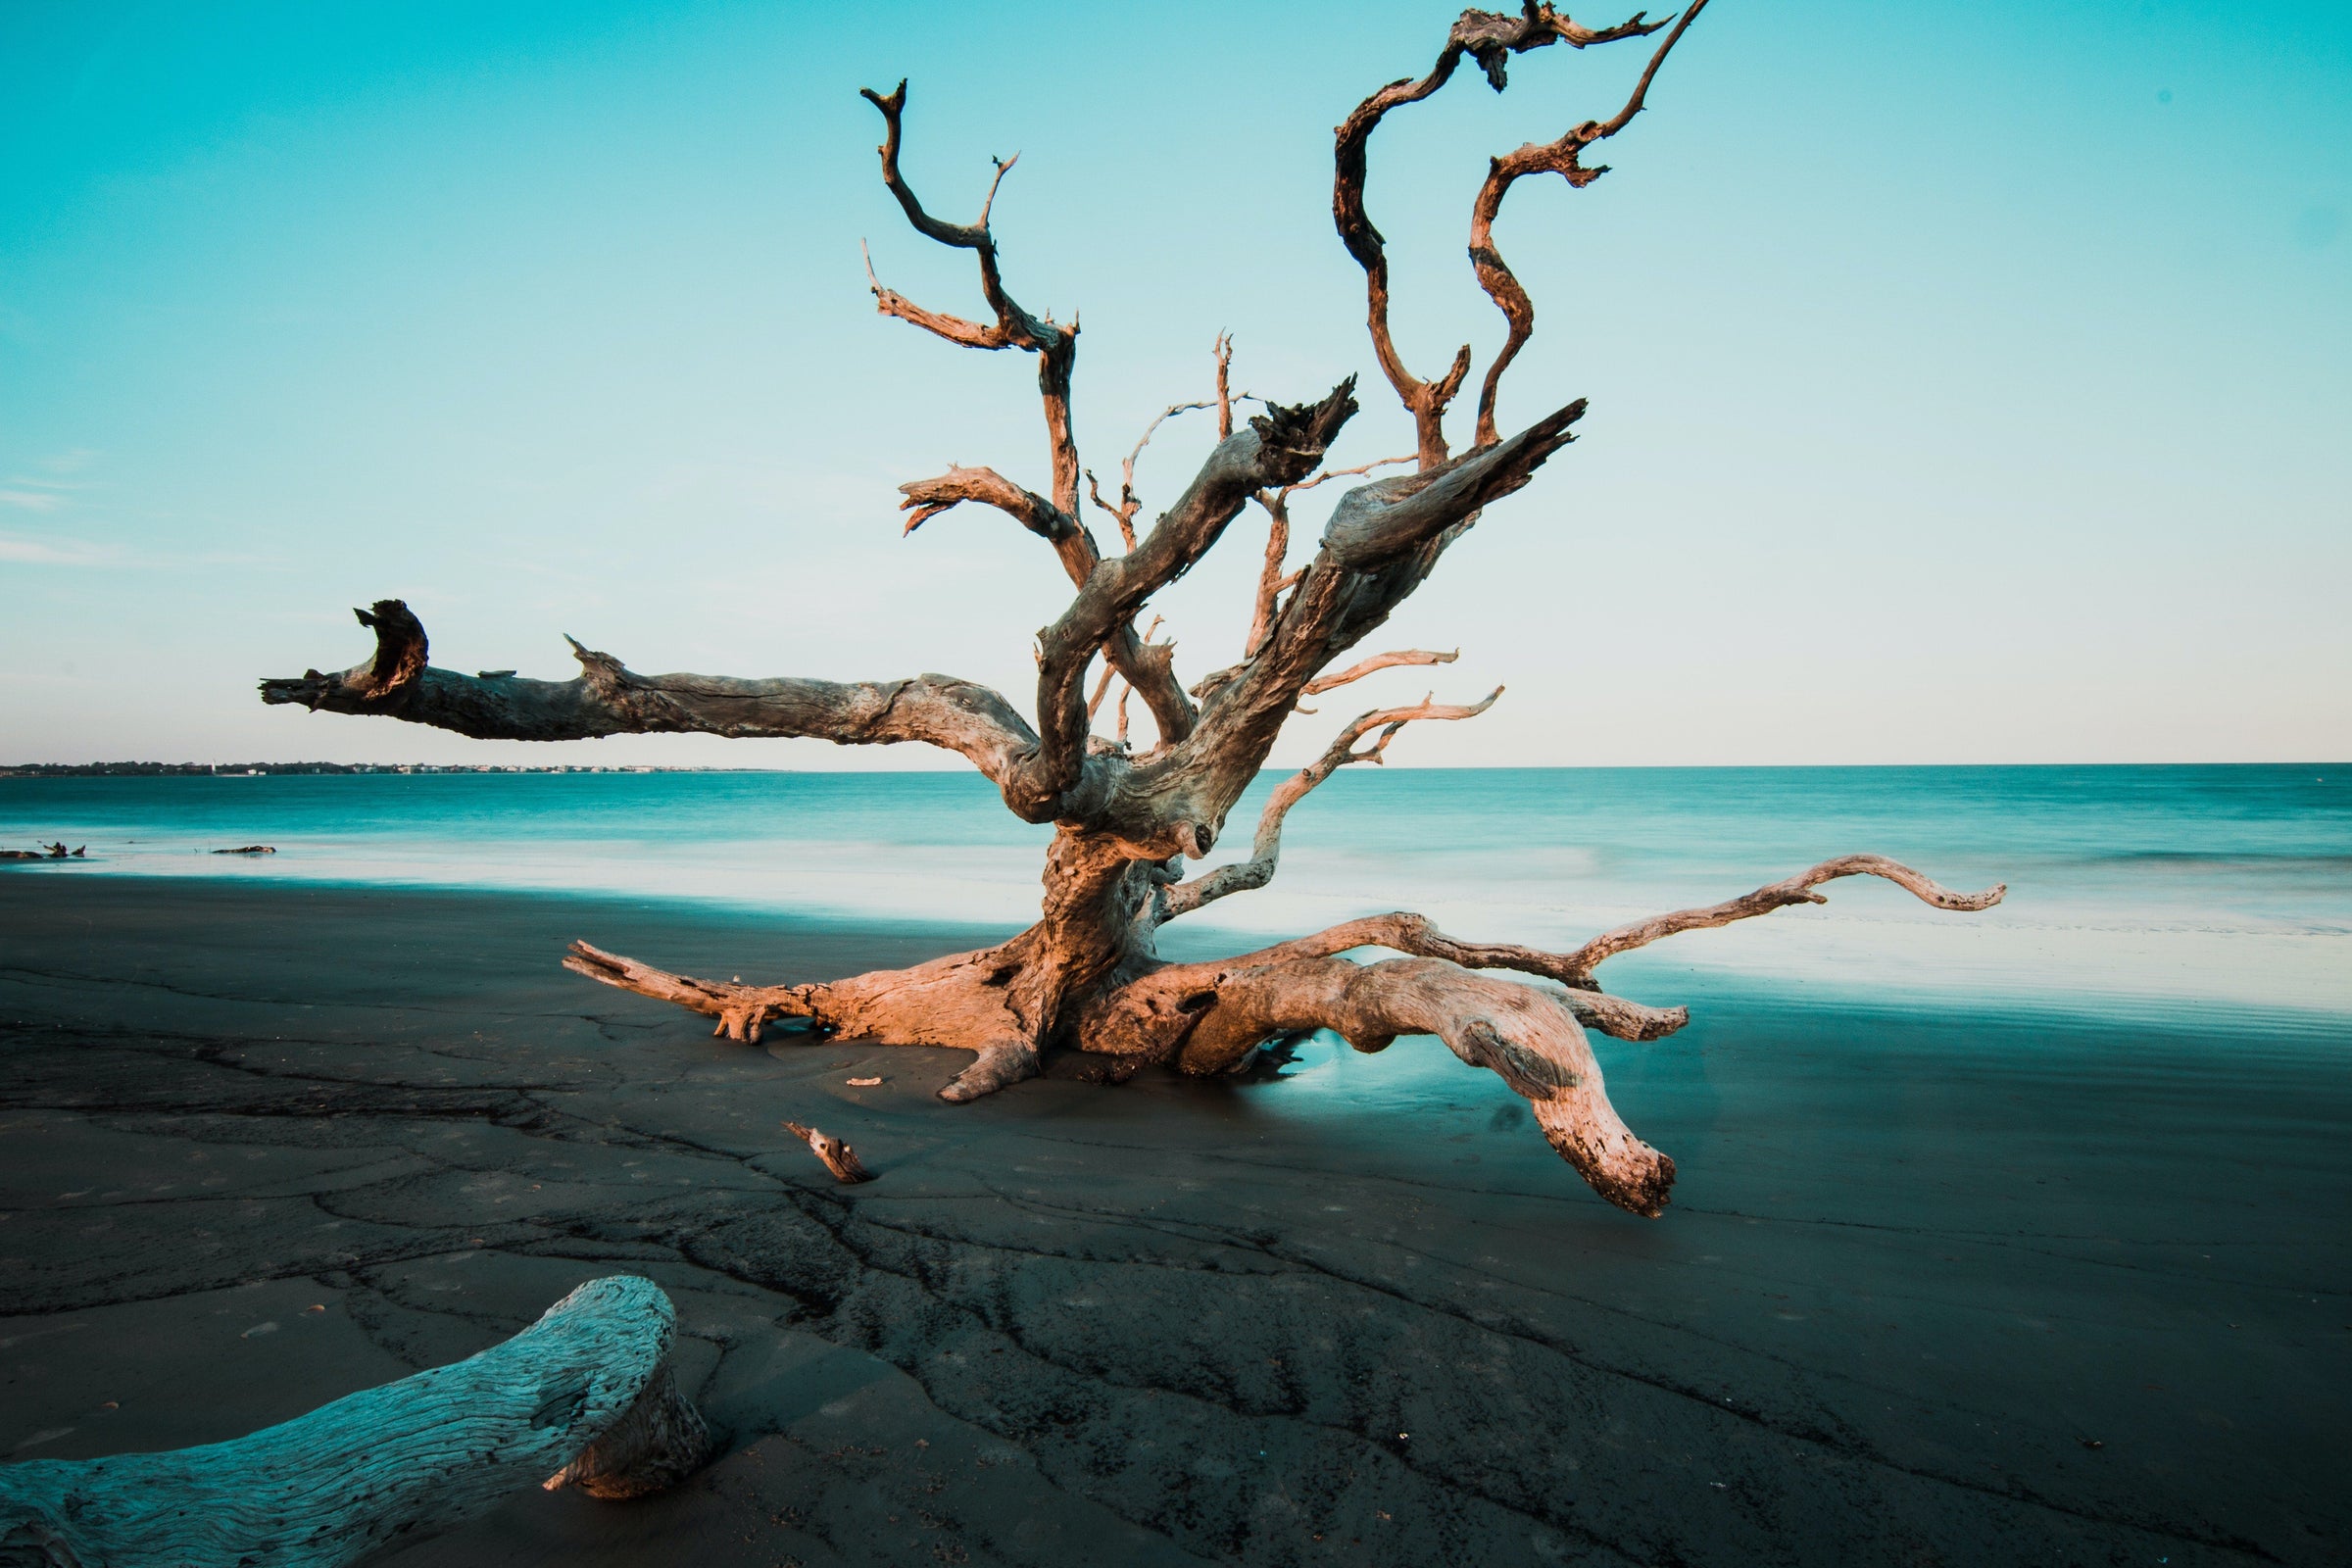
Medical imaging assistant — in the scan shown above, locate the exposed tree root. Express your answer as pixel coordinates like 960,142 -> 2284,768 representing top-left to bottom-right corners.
555,849 -> 2000,1219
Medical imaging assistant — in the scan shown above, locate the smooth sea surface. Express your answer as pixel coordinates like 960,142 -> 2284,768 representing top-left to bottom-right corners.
4,764 -> 2347,1036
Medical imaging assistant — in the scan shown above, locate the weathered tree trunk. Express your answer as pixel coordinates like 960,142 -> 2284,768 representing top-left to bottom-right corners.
256,2 -> 2008,1219
0,1276 -> 710,1568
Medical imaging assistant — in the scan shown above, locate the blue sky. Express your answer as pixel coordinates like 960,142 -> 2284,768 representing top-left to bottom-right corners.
2,0 -> 2345,766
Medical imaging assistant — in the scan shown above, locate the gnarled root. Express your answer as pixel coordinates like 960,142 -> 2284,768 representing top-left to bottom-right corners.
563,940 -> 1045,1102
564,942 -> 817,1043
1078,952 -> 1676,1218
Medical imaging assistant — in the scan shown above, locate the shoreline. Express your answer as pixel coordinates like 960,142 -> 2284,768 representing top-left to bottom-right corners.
2,875 -> 2345,1564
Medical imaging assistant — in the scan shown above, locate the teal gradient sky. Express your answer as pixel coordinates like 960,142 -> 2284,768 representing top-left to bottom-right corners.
3,0 -> 2346,766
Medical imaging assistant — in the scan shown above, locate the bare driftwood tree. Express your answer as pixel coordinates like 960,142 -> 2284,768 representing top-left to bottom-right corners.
260,2 -> 2002,1218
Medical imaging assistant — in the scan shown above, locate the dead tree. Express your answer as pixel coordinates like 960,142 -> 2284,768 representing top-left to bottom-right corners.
259,3 -> 2002,1217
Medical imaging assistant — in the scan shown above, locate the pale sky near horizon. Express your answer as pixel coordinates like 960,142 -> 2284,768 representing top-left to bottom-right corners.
2,0 -> 2346,768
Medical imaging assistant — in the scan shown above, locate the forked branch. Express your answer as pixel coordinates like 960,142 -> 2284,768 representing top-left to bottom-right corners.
858,82 -> 1066,360
1088,394 -> 1233,551
868,92 -> 1229,752
860,79 -> 1081,527
1011,381 -> 1358,822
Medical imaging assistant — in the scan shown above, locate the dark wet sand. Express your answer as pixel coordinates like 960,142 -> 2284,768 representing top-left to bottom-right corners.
1,875 -> 2345,1566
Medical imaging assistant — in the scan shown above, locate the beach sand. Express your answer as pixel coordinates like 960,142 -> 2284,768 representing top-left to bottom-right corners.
2,875 -> 2344,1565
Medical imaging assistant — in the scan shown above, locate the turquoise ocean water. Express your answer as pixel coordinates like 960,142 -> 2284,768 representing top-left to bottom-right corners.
3,765 -> 2346,1034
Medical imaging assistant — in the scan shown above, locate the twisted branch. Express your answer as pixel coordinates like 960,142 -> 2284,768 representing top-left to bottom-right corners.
1335,4 -> 1667,464
1469,1 -> 1709,444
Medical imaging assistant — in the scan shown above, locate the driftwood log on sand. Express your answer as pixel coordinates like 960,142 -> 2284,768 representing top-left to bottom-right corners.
256,1 -> 2005,1218
0,1276 -> 710,1568
783,1120 -> 875,1183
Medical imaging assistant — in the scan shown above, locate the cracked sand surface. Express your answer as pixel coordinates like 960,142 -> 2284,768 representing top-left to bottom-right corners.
3,877 -> 2346,1565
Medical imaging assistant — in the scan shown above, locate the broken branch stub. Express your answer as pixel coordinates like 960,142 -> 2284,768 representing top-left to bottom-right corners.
784,1120 -> 875,1184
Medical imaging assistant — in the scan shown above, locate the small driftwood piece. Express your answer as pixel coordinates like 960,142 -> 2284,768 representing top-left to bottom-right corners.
784,1120 -> 874,1184
212,845 -> 277,856
0,1276 -> 710,1568
258,4 -> 2011,1219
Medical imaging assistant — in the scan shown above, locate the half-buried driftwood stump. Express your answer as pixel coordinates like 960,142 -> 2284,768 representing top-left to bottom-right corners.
0,1275 -> 710,1567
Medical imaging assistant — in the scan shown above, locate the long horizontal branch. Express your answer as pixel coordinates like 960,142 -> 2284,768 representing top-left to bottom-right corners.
1560,854 -> 2008,976
1257,857 -> 2004,1025
259,600 -> 1040,785
1151,854 -> 2004,1046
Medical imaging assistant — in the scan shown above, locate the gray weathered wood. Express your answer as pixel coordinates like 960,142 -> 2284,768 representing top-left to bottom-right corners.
0,1275 -> 709,1568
